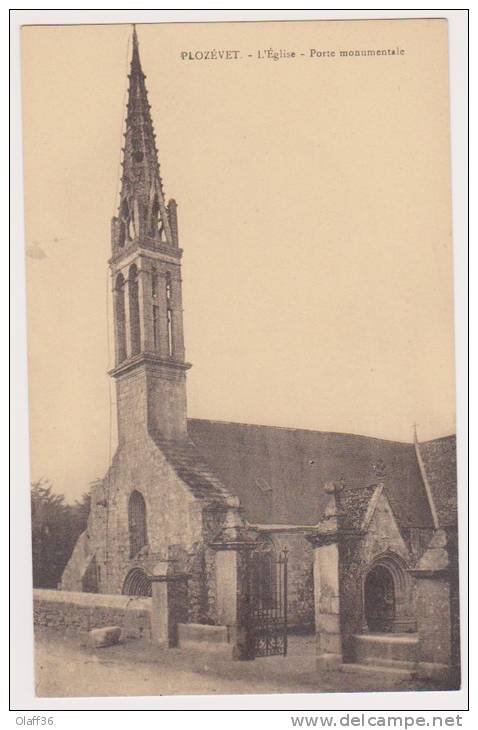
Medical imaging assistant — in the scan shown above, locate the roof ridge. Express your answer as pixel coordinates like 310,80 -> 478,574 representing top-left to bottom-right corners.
188,417 -> 417,445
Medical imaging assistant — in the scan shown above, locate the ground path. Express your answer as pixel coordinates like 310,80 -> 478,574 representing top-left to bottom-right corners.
35,629 -> 445,698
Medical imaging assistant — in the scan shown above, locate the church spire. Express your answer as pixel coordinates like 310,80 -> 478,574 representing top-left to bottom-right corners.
109,27 -> 189,442
112,25 -> 176,250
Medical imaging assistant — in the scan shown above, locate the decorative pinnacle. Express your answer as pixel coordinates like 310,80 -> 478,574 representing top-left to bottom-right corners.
372,459 -> 387,479
131,24 -> 140,69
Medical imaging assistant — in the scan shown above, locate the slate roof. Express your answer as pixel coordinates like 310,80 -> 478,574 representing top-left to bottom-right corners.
417,435 -> 458,528
187,419 -> 436,528
339,485 -> 379,531
150,431 -> 233,504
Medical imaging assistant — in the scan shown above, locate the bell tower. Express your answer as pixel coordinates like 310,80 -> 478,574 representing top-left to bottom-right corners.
109,27 -> 190,443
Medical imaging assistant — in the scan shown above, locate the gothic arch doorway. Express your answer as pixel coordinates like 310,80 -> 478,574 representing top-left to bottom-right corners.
362,552 -> 414,633
122,567 -> 152,597
364,564 -> 395,632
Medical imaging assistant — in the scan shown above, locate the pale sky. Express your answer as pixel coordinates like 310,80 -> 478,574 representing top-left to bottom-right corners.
22,20 -> 456,501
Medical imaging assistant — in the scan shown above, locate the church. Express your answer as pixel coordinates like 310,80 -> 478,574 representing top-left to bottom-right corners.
61,29 -> 460,682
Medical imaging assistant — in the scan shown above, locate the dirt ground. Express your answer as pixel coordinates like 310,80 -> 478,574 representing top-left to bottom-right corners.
34,628 -> 447,699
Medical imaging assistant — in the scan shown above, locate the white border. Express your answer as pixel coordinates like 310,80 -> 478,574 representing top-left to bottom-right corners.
9,6 -> 469,717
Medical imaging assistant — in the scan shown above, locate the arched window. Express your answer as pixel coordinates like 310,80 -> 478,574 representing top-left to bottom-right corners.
128,490 -> 147,558
129,264 -> 141,356
114,273 -> 127,363
122,567 -> 152,597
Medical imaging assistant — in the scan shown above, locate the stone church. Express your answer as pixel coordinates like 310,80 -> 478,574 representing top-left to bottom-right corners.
62,29 -> 460,682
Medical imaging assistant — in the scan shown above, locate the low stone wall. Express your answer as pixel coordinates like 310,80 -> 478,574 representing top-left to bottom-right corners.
33,589 -> 152,640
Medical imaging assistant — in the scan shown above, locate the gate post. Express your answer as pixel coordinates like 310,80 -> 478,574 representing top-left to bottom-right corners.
306,480 -> 344,671
150,559 -> 189,648
210,509 -> 256,660
410,529 -> 460,687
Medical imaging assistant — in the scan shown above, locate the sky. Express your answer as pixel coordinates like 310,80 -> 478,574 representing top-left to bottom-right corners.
22,20 -> 456,501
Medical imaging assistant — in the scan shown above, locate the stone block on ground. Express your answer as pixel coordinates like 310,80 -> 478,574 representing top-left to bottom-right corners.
88,626 -> 122,648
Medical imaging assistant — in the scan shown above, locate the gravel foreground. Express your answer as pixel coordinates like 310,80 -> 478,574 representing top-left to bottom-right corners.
34,628 -> 449,699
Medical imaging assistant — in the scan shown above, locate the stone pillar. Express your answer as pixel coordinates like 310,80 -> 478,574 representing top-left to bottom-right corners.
411,529 -> 460,687
170,271 -> 185,362
308,536 -> 342,670
150,560 -> 189,649
306,480 -> 345,670
210,509 -> 256,660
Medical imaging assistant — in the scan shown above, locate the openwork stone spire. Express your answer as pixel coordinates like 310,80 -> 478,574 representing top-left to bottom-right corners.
109,26 -> 189,442
112,26 -> 177,250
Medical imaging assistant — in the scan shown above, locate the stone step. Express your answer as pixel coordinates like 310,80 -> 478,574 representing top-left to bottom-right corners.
341,662 -> 417,679
354,633 -> 419,666
178,622 -> 230,644
361,657 -> 417,671
177,623 -> 236,658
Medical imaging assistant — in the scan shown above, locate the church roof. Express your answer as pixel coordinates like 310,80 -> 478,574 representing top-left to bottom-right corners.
151,432 -> 233,504
416,435 -> 457,528
187,419 -> 438,528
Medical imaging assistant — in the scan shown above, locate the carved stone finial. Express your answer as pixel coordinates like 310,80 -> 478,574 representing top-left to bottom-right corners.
323,476 -> 345,494
373,459 -> 387,479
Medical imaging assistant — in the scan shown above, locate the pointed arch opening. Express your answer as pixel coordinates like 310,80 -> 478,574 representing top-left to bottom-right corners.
114,273 -> 127,363
128,490 -> 148,558
128,264 -> 141,356
362,552 -> 415,633
364,564 -> 395,632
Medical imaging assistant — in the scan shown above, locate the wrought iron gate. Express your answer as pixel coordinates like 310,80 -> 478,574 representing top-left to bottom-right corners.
245,544 -> 288,658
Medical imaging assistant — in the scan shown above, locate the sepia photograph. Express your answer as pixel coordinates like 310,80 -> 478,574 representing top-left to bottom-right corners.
15,13 -> 465,706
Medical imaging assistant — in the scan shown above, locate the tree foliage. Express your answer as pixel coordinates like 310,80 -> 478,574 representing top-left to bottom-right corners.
31,479 -> 91,588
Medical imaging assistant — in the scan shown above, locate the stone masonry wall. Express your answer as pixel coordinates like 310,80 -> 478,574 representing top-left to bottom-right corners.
34,589 -> 152,639
62,430 -> 205,599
